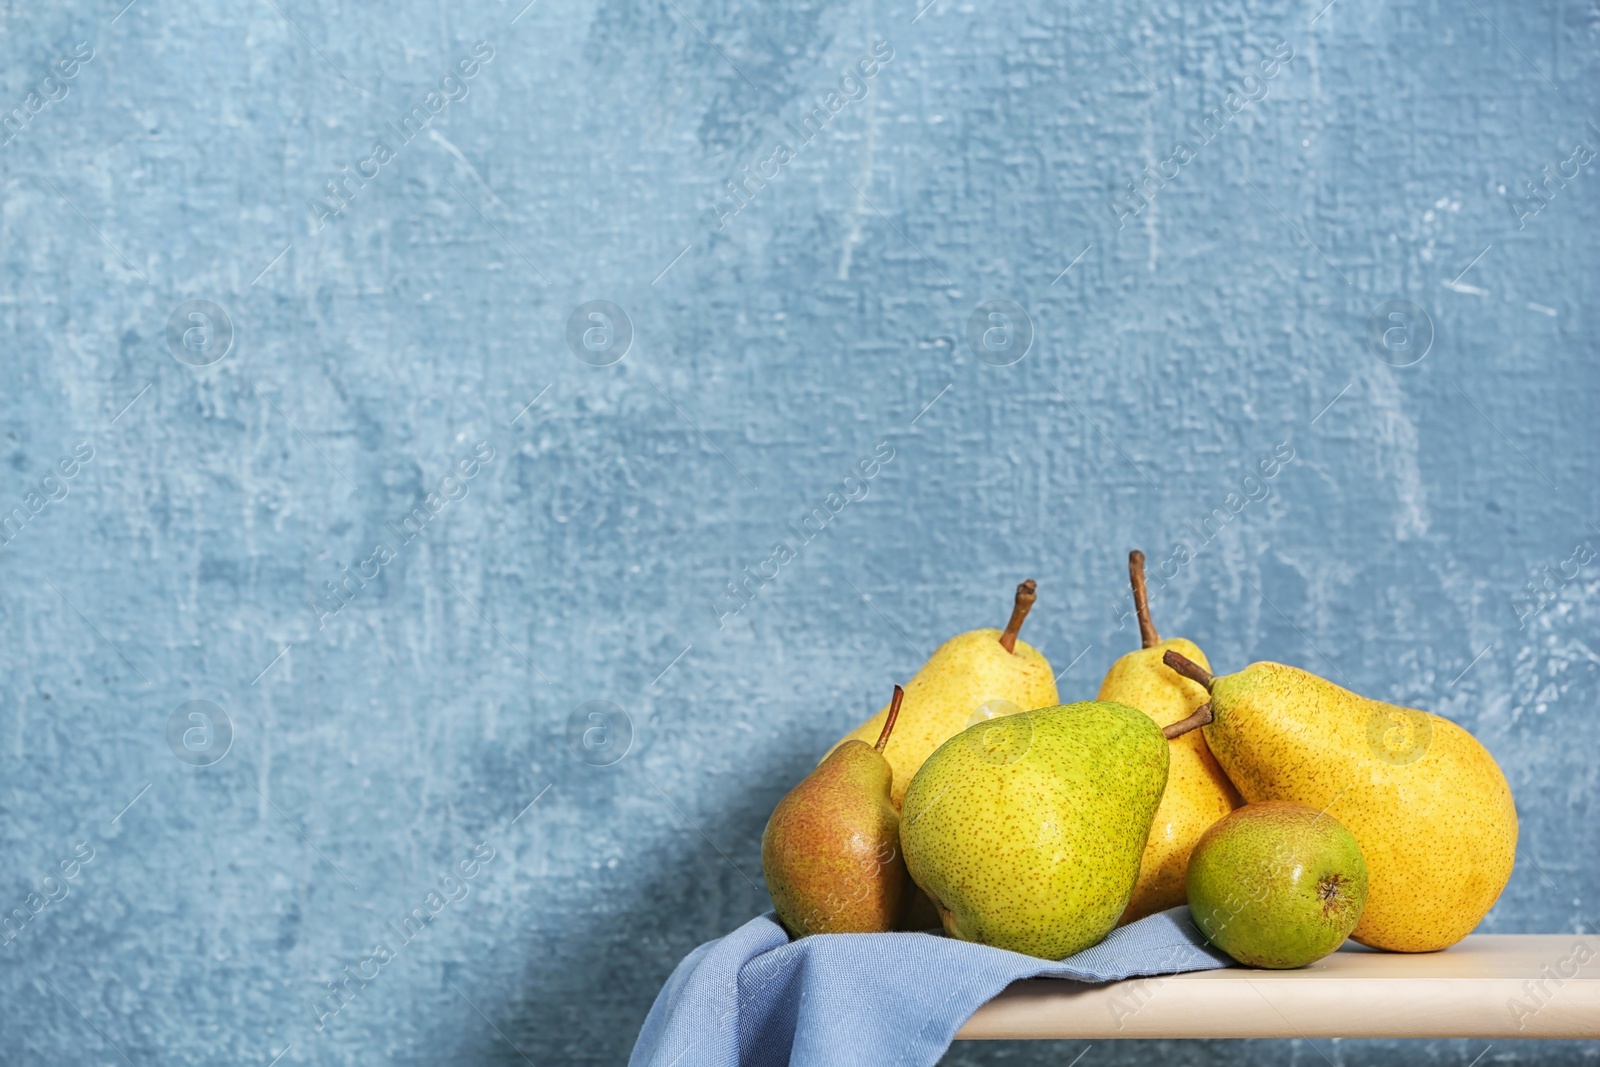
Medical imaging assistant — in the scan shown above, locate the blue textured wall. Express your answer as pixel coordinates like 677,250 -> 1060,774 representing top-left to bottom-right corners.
1,0 -> 1595,1063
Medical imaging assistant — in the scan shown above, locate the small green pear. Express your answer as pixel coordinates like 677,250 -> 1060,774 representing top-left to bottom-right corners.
900,700 -> 1208,960
1187,801 -> 1369,969
761,687 -> 910,937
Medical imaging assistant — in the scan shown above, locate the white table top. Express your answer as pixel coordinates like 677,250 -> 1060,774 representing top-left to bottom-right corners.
956,935 -> 1600,1041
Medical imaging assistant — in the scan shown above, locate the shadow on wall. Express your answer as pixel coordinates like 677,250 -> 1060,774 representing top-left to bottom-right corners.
473,741 -> 810,1064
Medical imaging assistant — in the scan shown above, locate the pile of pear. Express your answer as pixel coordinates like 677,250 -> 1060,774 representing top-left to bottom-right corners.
760,558 -> 1518,961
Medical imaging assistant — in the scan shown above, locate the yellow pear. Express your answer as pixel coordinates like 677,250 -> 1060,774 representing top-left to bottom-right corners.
1099,551 -> 1240,924
828,580 -> 1058,809
1164,651 -> 1517,952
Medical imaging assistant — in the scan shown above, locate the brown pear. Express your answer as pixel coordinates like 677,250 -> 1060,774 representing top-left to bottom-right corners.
761,687 -> 910,937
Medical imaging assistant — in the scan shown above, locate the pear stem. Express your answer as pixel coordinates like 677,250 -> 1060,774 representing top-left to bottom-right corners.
875,685 -> 905,753
1129,550 -> 1160,649
1163,702 -> 1213,740
1163,650 -> 1214,691
998,579 -> 1038,654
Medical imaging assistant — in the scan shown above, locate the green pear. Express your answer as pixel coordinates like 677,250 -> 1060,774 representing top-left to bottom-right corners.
1164,651 -> 1517,953
762,687 -> 910,937
1187,800 -> 1369,968
900,700 -> 1210,960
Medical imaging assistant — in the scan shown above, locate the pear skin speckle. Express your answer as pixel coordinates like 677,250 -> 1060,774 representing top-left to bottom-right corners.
1186,800 -> 1369,969
1203,662 -> 1518,953
827,629 -> 1059,808
1098,636 -> 1242,923
761,740 -> 909,937
899,701 -> 1168,960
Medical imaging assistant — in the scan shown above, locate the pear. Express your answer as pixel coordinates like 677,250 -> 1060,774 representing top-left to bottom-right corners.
1098,551 -> 1241,923
1187,801 -> 1369,969
828,580 -> 1058,808
762,687 -> 911,937
1164,652 -> 1517,953
899,700 -> 1211,960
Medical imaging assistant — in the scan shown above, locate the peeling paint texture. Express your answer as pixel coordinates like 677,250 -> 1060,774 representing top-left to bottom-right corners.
0,0 -> 1596,1063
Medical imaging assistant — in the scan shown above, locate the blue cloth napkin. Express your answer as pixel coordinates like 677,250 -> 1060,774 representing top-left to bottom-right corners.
630,906 -> 1233,1067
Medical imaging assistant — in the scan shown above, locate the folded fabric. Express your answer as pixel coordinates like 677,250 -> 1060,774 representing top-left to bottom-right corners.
630,906 -> 1233,1067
